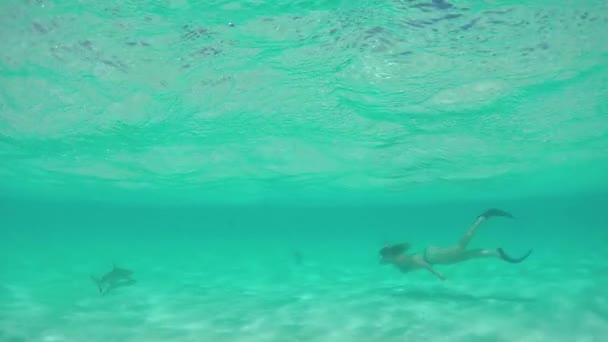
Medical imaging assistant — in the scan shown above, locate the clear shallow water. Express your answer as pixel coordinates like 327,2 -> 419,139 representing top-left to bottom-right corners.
2,196 -> 608,341
1,0 -> 608,341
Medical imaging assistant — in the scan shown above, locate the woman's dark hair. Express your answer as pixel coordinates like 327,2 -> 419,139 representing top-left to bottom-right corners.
379,243 -> 410,258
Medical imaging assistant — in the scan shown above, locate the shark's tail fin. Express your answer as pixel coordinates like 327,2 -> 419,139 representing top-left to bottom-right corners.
91,276 -> 103,294
498,248 -> 532,264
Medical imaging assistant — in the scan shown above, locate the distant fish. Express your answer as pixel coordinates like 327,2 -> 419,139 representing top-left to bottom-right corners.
91,264 -> 136,296
292,250 -> 303,265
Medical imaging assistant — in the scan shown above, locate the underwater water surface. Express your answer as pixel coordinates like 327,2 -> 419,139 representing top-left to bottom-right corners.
1,0 -> 608,341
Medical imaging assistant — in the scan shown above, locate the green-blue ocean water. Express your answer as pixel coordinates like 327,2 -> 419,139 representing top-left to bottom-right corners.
1,0 -> 607,341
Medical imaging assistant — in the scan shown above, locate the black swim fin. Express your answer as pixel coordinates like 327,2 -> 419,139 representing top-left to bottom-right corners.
480,208 -> 514,219
497,248 -> 532,264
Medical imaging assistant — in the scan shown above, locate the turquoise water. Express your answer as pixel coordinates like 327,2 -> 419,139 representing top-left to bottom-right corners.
1,0 -> 608,341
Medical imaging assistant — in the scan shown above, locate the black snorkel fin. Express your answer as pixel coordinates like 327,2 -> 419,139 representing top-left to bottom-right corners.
498,248 -> 532,264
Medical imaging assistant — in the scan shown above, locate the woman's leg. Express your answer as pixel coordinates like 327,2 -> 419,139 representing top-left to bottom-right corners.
458,216 -> 486,250
463,248 -> 532,263
462,248 -> 500,260
458,209 -> 514,249
425,209 -> 516,265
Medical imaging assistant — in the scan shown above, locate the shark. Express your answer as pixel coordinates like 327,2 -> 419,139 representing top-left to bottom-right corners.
91,264 -> 136,295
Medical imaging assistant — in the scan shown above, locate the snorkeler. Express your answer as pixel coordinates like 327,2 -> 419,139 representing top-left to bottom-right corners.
379,209 -> 532,281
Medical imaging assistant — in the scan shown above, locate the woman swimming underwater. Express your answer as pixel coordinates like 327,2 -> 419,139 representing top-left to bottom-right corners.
379,209 -> 532,281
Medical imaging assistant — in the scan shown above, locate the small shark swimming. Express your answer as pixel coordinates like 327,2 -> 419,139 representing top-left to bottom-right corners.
91,264 -> 136,295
